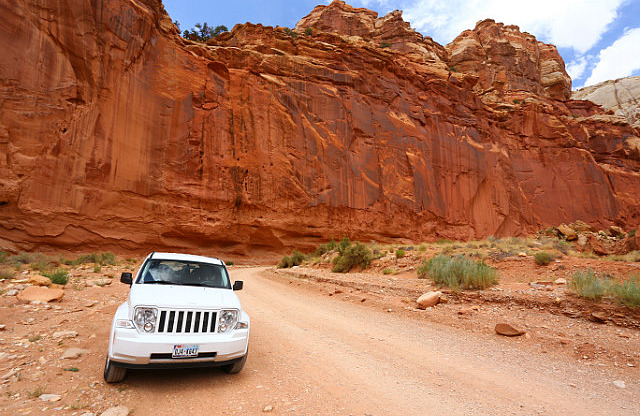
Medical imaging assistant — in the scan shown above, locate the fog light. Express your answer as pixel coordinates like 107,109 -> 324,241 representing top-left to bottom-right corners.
144,322 -> 154,332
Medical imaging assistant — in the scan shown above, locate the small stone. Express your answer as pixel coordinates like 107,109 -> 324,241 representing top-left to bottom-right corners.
263,405 -> 274,412
62,348 -> 89,359
613,380 -> 626,389
416,291 -> 442,309
589,312 -> 608,323
53,330 -> 78,339
1,369 -> 16,380
4,290 -> 18,296
495,323 -> 526,337
554,278 -> 567,285
0,324 -> 5,330
99,406 -> 129,416
40,394 -> 61,402
518,252 -> 527,257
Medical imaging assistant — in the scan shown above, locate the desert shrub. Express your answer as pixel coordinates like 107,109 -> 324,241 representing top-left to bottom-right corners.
315,238 -> 337,256
277,249 -> 305,269
380,41 -> 391,48
395,249 -> 406,259
0,268 -> 14,279
435,239 -> 453,245
332,242 -> 372,273
226,261 -> 234,266
72,252 -> 116,266
417,254 -> 498,290
609,277 -> 640,308
382,268 -> 397,275
93,264 -> 101,273
9,252 -> 32,267
42,269 -> 69,285
0,251 -> 7,263
337,237 -> 351,255
552,239 -> 570,255
305,28 -> 313,36
534,251 -> 555,266
417,244 -> 426,252
284,28 -> 298,38
569,269 -> 610,300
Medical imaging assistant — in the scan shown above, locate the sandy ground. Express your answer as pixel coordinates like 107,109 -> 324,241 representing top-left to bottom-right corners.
0,262 -> 638,415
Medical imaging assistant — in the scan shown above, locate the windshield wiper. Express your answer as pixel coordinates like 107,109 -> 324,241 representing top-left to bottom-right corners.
144,280 -> 180,285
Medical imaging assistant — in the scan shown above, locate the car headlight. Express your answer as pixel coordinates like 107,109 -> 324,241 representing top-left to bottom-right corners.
217,310 -> 238,333
134,307 -> 158,333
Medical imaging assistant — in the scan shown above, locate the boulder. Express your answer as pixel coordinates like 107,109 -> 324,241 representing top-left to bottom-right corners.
28,275 -> 52,287
416,291 -> 442,309
100,406 -> 130,416
62,348 -> 89,359
16,286 -> 63,303
556,224 -> 578,241
495,323 -> 526,336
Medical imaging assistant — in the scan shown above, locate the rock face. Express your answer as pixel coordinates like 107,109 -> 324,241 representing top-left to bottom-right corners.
573,76 -> 640,129
446,19 -> 572,100
0,0 -> 639,257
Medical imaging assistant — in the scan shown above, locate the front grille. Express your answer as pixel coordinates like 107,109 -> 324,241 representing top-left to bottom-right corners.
157,309 -> 217,334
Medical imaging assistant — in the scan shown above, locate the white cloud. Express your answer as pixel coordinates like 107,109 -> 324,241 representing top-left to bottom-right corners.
400,0 -> 624,53
567,57 -> 588,80
584,27 -> 640,86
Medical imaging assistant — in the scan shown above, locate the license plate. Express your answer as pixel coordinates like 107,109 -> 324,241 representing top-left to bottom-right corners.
172,344 -> 199,358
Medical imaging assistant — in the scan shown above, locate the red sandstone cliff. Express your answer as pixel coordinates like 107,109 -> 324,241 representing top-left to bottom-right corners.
1,0 -> 639,257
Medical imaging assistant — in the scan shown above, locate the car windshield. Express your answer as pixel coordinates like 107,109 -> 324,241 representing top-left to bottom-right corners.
136,259 -> 230,288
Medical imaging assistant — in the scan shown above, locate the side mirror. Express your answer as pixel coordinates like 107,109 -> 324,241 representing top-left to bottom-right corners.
120,272 -> 133,285
232,280 -> 243,291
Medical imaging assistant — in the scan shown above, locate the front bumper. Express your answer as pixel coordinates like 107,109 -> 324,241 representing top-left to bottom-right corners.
109,327 -> 249,368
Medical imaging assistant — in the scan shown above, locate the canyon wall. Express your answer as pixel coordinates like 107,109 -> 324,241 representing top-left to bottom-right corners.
1,0 -> 639,257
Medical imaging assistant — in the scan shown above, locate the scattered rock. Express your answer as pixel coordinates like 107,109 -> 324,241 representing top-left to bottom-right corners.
609,225 -> 625,238
554,278 -> 567,285
416,291 -> 442,309
62,348 -> 89,359
28,275 -> 52,287
495,323 -> 526,337
518,252 -> 527,257
557,224 -> 578,240
4,289 -> 18,296
589,312 -> 608,323
263,405 -> 274,412
0,324 -> 5,330
53,330 -> 78,339
100,406 -> 129,416
613,380 -> 626,389
1,369 -> 17,380
16,286 -> 64,303
40,394 -> 61,402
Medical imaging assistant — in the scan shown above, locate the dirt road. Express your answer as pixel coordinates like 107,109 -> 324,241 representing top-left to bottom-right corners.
110,267 -> 636,415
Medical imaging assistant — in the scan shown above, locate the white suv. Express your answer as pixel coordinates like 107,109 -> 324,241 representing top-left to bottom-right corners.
104,252 -> 250,383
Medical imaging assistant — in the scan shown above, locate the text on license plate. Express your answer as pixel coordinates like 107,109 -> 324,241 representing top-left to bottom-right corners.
172,344 -> 199,358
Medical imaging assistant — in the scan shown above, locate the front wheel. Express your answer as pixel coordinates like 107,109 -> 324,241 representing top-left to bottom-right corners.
221,352 -> 247,374
104,357 -> 127,383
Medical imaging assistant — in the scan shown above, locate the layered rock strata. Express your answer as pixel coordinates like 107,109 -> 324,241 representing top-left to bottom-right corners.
0,0 -> 639,257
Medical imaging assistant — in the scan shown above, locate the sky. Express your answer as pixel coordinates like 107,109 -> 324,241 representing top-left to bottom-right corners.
162,0 -> 640,90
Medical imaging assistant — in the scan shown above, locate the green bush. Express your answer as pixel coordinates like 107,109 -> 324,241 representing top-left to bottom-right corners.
395,249 -> 406,259
417,254 -> 498,290
380,41 -> 391,48
42,269 -> 69,285
332,242 -> 372,273
534,251 -> 555,266
305,28 -> 313,36
315,239 -> 337,256
569,269 -> 610,300
0,251 -> 7,263
277,249 -> 305,269
382,268 -> 396,275
337,237 -> 351,255
609,277 -> 640,307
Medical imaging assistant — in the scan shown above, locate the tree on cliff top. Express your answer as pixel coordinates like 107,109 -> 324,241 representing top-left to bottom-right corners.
182,22 -> 228,42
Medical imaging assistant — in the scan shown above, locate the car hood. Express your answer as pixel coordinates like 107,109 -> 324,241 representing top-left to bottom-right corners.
128,284 -> 241,310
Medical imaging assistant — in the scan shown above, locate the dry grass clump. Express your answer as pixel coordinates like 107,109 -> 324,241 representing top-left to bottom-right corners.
417,254 -> 498,291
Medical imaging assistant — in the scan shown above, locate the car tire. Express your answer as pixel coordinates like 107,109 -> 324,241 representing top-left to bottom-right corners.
221,351 -> 247,374
104,357 -> 127,383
